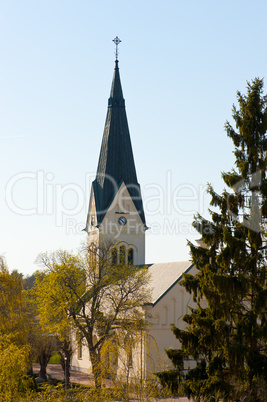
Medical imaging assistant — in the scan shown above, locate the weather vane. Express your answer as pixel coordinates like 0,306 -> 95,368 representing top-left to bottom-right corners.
113,36 -> 121,61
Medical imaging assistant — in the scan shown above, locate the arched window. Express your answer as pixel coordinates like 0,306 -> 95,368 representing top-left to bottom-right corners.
171,298 -> 176,324
178,290 -> 184,319
76,332 -> 83,359
78,340 -> 82,359
112,248 -> 117,265
102,339 -> 118,380
128,248 -> 134,264
128,346 -> 133,368
120,245 -> 126,264
154,314 -> 160,325
162,306 -> 168,325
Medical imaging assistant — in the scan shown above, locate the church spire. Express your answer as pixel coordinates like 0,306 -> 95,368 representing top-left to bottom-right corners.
89,49 -> 146,229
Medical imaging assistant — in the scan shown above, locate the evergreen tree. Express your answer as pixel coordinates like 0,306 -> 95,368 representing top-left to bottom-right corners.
161,78 -> 267,401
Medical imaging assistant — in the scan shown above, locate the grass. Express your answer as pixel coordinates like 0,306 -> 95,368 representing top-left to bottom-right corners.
0,377 -> 177,402
48,352 -> 61,364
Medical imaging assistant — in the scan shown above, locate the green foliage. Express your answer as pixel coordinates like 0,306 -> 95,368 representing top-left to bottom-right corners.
71,242 -> 151,388
0,257 -> 28,344
156,369 -> 180,394
32,251 -> 86,339
161,78 -> 267,400
31,250 -> 85,385
0,334 -> 33,402
1,382 -> 173,402
33,244 -> 151,389
49,352 -> 61,364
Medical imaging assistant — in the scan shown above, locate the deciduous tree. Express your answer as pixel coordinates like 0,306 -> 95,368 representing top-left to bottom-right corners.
0,257 -> 27,344
0,334 -> 32,402
35,244 -> 150,388
0,258 -> 33,399
32,251 -> 85,386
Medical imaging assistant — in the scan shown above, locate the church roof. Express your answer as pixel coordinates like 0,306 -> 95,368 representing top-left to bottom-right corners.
92,61 -> 146,227
147,261 -> 194,305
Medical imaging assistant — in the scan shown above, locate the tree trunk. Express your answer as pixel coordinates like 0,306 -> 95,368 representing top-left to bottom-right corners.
90,348 -> 102,388
38,349 -> 51,380
59,339 -> 72,388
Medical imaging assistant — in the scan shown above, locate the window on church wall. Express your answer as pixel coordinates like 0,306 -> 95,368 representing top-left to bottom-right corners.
76,332 -> 83,359
123,335 -> 134,368
154,314 -> 160,325
128,248 -> 134,264
88,249 -> 97,267
128,346 -> 133,368
88,242 -> 98,267
102,340 -> 118,379
121,191 -> 130,210
171,298 -> 176,324
78,341 -> 82,359
90,214 -> 95,228
119,245 -> 126,264
178,290 -> 184,320
162,306 -> 168,325
112,248 -> 118,265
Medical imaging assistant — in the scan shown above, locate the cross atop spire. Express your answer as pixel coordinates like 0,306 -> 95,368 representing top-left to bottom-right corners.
113,36 -> 121,61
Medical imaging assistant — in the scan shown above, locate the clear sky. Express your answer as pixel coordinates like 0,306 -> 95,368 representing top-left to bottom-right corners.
1,0 -> 267,275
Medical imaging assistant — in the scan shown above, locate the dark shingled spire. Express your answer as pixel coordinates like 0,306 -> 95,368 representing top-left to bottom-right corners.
92,61 -> 146,226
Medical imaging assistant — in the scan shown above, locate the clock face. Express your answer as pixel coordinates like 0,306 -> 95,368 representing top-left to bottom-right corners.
118,216 -> 127,226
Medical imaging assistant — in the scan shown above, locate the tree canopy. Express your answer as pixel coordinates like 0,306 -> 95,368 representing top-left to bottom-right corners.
0,258 -> 34,399
0,257 -> 28,345
31,250 -> 85,385
34,244 -> 151,388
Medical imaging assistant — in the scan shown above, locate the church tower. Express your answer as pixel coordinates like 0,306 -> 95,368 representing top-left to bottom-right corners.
85,40 -> 146,265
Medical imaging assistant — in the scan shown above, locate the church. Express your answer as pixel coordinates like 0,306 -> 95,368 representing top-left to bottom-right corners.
70,39 -> 198,379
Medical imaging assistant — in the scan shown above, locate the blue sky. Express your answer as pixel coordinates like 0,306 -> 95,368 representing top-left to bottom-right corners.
1,0 -> 267,275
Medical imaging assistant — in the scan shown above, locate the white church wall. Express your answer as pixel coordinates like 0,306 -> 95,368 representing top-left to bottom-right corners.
70,264 -> 202,379
144,266 -> 199,377
70,338 -> 91,374
99,182 -> 145,265
86,187 -> 99,245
